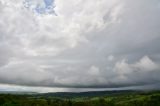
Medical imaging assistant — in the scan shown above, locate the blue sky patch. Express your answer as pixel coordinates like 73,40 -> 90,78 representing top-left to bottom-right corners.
24,0 -> 55,15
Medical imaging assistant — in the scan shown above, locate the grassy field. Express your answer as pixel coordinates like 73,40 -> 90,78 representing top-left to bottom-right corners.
0,90 -> 160,106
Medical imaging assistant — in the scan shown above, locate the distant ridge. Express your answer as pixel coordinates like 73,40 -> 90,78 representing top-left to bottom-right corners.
0,91 -> 37,95
35,90 -> 143,98
1,90 -> 157,98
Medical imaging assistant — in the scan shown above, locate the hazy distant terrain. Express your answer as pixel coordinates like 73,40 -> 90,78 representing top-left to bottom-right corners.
0,90 -> 160,106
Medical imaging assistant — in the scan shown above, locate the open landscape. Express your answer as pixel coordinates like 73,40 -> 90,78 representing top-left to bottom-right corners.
0,90 -> 160,106
0,0 -> 160,106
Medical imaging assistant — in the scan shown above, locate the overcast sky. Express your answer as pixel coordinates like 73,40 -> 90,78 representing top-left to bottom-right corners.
0,0 -> 160,92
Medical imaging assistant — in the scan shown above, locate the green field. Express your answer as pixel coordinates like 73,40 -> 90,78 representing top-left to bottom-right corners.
0,90 -> 160,106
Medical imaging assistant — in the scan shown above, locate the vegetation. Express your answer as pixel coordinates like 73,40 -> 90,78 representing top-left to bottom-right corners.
0,90 -> 160,106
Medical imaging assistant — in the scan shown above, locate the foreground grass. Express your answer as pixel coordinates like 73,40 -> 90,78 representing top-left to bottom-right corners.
0,91 -> 160,106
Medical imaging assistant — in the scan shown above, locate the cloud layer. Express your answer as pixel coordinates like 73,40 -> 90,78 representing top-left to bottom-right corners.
0,0 -> 160,90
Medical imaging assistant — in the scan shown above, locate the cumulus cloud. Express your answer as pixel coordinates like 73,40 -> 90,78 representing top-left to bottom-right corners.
0,0 -> 160,91
114,56 -> 160,86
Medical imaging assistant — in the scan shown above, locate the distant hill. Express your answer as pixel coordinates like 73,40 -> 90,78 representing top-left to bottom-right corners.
0,91 -> 37,95
1,90 -> 159,98
35,90 -> 143,98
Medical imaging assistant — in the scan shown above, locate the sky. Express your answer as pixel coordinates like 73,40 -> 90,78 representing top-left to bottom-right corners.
0,0 -> 160,92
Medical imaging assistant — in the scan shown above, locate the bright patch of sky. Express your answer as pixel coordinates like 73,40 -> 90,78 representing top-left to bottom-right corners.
23,0 -> 55,14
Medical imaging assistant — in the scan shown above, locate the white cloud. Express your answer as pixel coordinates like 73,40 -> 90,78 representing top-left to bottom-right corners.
107,55 -> 115,61
133,56 -> 159,71
0,0 -> 160,91
88,66 -> 100,76
113,56 -> 160,86
114,56 -> 159,75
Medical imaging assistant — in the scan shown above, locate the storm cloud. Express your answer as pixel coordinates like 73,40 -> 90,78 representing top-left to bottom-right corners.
0,0 -> 160,91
